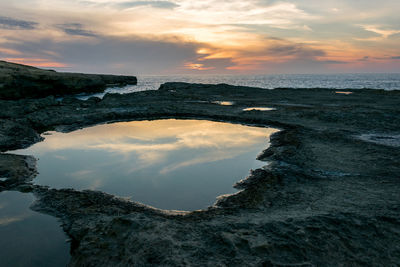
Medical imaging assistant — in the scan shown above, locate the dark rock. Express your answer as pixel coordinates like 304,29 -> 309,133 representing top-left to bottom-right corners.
0,82 -> 399,266
0,61 -> 137,100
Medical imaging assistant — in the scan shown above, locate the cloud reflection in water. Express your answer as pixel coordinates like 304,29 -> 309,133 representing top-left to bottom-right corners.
14,119 -> 278,211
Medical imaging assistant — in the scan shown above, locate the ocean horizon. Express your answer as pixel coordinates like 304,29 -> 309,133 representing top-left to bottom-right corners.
79,73 -> 400,99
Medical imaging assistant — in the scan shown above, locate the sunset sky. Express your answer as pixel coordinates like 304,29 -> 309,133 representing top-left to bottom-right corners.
1,0 -> 399,74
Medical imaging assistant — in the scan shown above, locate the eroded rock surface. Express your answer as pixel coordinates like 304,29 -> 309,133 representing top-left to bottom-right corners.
1,82 -> 399,266
0,61 -> 137,99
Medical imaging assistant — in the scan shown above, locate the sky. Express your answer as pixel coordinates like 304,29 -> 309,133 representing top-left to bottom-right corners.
0,0 -> 399,75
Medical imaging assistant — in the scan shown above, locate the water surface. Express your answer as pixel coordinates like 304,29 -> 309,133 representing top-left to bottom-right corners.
13,119 -> 278,211
0,191 -> 70,267
243,107 -> 276,111
212,101 -> 235,106
78,73 -> 400,99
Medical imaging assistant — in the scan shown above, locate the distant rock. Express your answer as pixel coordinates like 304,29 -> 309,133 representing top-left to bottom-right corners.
0,61 -> 137,99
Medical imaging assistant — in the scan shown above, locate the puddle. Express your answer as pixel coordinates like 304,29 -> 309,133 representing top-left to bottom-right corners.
243,107 -> 276,111
212,101 -> 234,106
11,119 -> 278,211
336,91 -> 353,95
358,134 -> 400,147
0,191 -> 70,266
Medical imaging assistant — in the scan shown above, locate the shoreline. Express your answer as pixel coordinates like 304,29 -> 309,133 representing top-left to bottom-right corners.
0,82 -> 399,265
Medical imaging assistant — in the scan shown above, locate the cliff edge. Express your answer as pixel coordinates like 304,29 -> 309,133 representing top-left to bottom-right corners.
0,61 -> 137,99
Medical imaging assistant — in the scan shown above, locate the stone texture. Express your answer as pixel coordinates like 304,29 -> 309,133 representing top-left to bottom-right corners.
0,61 -> 137,99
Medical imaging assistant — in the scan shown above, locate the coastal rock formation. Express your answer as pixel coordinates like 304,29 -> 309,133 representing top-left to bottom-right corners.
0,61 -> 137,99
0,82 -> 399,266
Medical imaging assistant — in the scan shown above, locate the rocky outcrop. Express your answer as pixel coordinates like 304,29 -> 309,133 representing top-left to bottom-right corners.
1,83 -> 399,266
0,61 -> 137,99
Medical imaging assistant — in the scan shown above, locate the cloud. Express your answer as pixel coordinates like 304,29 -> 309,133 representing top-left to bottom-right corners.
317,60 -> 348,64
359,25 -> 400,38
1,0 -> 399,73
0,16 -> 38,30
76,0 -> 179,9
364,55 -> 400,61
173,1 -> 316,31
0,34 -> 202,74
358,56 -> 369,61
184,58 -> 235,72
115,1 -> 179,9
181,36 -> 331,73
266,43 -> 325,58
57,23 -> 97,37
0,47 -> 21,56
1,57 -> 69,68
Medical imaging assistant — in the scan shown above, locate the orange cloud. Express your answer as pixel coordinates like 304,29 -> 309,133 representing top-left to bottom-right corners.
0,47 -> 21,55
3,58 -> 70,68
184,62 -> 215,70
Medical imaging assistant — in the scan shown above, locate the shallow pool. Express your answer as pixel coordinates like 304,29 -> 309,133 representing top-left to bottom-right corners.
12,119 -> 278,211
0,191 -> 70,267
243,107 -> 276,111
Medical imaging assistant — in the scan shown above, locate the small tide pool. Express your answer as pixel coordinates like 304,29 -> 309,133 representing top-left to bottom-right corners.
243,107 -> 276,111
11,119 -> 278,211
212,101 -> 234,106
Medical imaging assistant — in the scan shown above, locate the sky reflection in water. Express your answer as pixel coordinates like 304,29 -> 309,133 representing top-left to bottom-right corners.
243,107 -> 276,111
0,191 -> 70,266
211,101 -> 235,106
14,119 -> 278,211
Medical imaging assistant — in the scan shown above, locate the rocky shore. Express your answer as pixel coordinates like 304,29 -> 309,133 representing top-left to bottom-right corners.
0,82 -> 399,266
0,61 -> 137,100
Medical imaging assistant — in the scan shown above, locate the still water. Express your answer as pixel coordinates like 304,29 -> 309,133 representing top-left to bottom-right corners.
243,107 -> 276,111
13,119 -> 278,211
0,191 -> 70,267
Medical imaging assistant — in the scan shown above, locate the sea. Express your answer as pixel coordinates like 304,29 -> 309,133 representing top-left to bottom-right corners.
80,73 -> 400,99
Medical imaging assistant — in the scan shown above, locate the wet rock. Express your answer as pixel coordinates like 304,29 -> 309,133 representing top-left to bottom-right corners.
0,82 -> 399,266
0,119 -> 42,152
0,153 -> 37,190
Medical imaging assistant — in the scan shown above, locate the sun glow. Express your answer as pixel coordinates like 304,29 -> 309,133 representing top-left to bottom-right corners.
2,58 -> 70,68
0,0 -> 399,73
